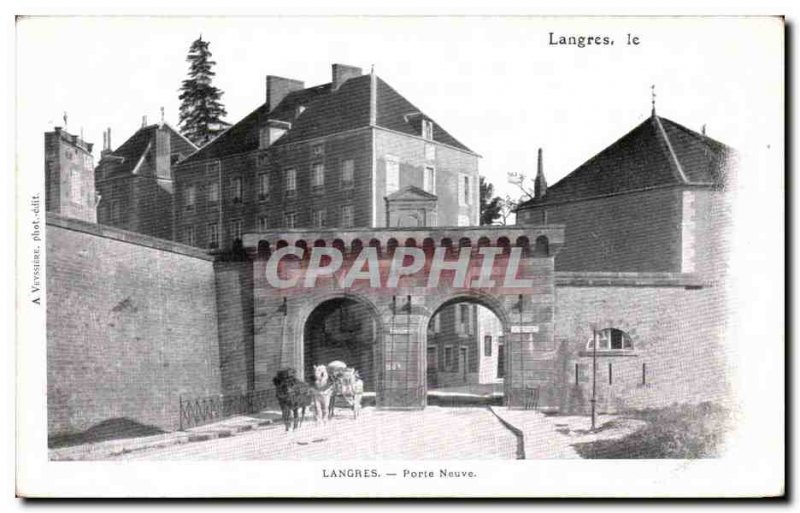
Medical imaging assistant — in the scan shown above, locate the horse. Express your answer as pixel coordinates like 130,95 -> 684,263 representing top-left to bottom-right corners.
327,362 -> 364,420
310,364 -> 334,423
272,368 -> 313,431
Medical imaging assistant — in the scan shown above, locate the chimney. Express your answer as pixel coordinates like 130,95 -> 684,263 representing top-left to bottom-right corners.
331,64 -> 362,91
155,124 -> 171,178
266,75 -> 305,112
142,115 -> 147,128
534,148 -> 548,200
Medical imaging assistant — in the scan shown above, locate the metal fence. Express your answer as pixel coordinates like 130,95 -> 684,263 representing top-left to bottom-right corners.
179,389 -> 273,430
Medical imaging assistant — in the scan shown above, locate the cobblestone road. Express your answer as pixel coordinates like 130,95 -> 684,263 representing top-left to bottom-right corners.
116,407 -> 519,460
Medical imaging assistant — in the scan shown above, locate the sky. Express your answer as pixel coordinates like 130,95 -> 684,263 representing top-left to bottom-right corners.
17,16 -> 782,201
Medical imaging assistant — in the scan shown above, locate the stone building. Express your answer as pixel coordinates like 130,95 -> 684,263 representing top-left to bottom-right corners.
44,127 -> 97,222
94,120 -> 197,240
516,110 -> 735,277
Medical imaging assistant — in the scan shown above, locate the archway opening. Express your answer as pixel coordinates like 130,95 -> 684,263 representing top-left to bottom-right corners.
426,298 -> 506,397
303,297 -> 378,392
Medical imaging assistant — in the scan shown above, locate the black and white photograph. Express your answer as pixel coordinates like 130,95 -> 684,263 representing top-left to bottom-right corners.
13,12 -> 784,498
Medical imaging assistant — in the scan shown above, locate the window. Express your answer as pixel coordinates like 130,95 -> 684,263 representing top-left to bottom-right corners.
313,208 -> 326,228
184,185 -> 196,210
231,177 -> 242,203
458,174 -> 471,206
110,200 -> 120,224
341,159 -> 354,188
285,168 -> 297,195
422,119 -> 433,140
183,226 -> 195,246
423,165 -> 435,193
433,313 -> 441,333
585,328 -> 634,351
311,143 -> 324,157
427,347 -> 438,370
258,174 -> 269,200
207,181 -> 219,203
70,169 -> 81,203
444,346 -> 455,371
259,127 -> 270,149
230,219 -> 242,241
484,335 -> 493,357
207,223 -> 219,249
497,338 -> 505,378
458,304 -> 473,335
284,212 -> 297,229
312,163 -> 325,189
385,156 -> 399,194
341,205 -> 354,228
258,216 -> 269,231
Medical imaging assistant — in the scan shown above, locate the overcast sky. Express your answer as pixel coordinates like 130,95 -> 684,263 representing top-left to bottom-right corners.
17,16 -> 782,201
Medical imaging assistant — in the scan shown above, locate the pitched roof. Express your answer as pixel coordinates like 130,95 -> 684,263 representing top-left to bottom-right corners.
518,114 -> 735,208
97,124 -> 197,177
181,73 -> 475,164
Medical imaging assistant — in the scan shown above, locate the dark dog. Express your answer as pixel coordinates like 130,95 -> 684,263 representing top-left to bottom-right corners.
273,368 -> 312,431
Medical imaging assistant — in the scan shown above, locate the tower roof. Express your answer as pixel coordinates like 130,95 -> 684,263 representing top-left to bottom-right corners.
517,114 -> 735,209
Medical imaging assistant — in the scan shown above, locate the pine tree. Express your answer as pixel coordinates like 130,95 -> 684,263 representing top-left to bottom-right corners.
178,36 -> 228,147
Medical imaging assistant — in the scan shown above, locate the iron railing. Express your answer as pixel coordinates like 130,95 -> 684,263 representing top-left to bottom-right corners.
179,389 -> 272,430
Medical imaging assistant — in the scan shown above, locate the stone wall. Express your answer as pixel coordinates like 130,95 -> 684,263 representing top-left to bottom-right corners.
46,214 -> 222,435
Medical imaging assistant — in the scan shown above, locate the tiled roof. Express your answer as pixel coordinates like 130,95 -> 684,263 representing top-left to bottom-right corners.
518,114 -> 734,208
181,73 -> 475,165
98,124 -> 197,177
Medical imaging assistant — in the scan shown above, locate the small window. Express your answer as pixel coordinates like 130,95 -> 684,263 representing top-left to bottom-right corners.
422,119 -> 433,140
484,335 -> 493,357
313,208 -> 326,228
341,160 -> 354,188
231,177 -> 242,203
433,314 -> 441,333
259,127 -> 270,150
312,163 -> 325,189
230,219 -> 242,241
207,181 -> 219,203
586,328 -> 634,351
284,212 -> 297,229
444,346 -> 455,371
341,205 -> 354,228
423,165 -> 435,193
206,161 -> 220,177
285,168 -> 297,195
183,226 -> 195,246
258,173 -> 269,200
385,156 -> 399,194
184,185 -> 196,210
207,223 -> 219,249
311,143 -> 325,157
458,174 -> 471,206
258,216 -> 269,231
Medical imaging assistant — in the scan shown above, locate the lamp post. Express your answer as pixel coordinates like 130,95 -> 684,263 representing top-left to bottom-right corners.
591,327 -> 598,431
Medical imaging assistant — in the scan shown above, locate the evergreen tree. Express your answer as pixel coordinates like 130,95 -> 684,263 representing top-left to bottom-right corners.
178,36 -> 228,147
479,176 -> 503,225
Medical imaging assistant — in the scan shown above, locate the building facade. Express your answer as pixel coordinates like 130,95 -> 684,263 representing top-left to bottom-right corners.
94,122 -> 197,240
44,127 -> 97,222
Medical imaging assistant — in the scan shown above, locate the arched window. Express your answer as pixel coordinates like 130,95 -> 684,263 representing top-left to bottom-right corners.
586,328 -> 633,351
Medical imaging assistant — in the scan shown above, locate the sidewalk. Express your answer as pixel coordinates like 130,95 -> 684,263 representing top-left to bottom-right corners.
49,411 -> 284,461
489,406 -> 580,459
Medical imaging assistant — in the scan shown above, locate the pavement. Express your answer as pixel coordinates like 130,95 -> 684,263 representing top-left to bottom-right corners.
49,401 -> 646,461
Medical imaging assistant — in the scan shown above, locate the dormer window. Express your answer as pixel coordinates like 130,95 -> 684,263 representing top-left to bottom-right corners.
422,119 -> 434,140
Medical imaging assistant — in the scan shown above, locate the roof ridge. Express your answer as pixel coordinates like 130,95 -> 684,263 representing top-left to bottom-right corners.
653,115 -> 690,184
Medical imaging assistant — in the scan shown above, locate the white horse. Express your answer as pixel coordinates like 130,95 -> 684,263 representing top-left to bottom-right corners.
327,361 -> 364,420
311,364 -> 334,423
